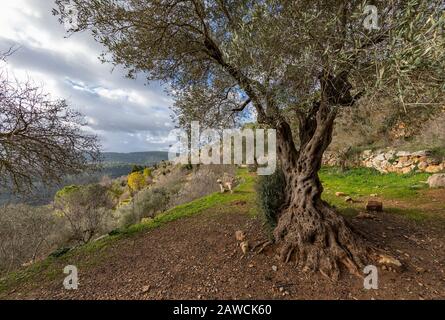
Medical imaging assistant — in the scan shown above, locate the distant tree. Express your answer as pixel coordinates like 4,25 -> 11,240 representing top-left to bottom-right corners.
131,165 -> 143,173
127,171 -> 146,192
0,50 -> 101,194
55,0 -> 445,278
54,184 -> 112,244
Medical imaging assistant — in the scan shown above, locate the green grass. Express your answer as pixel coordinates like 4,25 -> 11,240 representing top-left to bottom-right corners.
319,167 -> 435,220
0,166 -> 438,295
0,169 -> 256,295
320,167 -> 429,202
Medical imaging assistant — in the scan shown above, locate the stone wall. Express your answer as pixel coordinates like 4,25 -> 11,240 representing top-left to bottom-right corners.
323,149 -> 445,174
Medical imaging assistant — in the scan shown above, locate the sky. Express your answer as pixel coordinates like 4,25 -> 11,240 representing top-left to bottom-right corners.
0,0 -> 175,152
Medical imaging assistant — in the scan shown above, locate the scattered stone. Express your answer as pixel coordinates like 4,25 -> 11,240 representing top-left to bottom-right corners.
426,164 -> 444,173
248,264 -> 254,268
235,230 -> 246,242
366,200 -> 383,212
418,162 -> 428,170
356,212 -> 376,220
427,174 -> 445,188
141,285 -> 151,294
345,196 -> 353,203
279,287 -> 284,292
370,194 -> 378,197
272,265 -> 278,272
396,151 -> 411,157
335,192 -> 347,197
412,150 -> 430,157
240,241 -> 249,254
401,167 -> 412,174
415,266 -> 426,274
378,254 -> 402,268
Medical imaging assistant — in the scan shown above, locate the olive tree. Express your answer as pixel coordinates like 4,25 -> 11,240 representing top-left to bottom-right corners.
54,0 -> 444,278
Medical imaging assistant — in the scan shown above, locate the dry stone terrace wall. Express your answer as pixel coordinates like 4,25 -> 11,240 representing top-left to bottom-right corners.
323,150 -> 445,174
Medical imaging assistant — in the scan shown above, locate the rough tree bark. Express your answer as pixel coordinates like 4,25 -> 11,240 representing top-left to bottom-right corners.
272,74 -> 370,280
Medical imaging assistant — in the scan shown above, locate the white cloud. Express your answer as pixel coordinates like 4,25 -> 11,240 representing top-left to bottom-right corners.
0,0 -> 175,152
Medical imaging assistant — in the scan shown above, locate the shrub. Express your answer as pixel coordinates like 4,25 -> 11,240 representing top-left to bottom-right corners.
127,171 -> 146,192
169,165 -> 236,207
118,187 -> 171,226
0,204 -> 59,274
181,163 -> 193,171
131,164 -> 144,173
54,184 -> 114,244
256,167 -> 285,236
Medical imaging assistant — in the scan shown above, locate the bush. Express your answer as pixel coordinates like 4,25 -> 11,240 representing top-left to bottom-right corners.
256,167 -> 285,236
0,204 -> 60,274
127,171 -> 146,192
54,184 -> 114,244
118,187 -> 171,226
169,165 -> 236,207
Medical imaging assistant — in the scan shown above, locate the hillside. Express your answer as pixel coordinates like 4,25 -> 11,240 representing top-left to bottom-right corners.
102,151 -> 169,165
1,168 -> 445,300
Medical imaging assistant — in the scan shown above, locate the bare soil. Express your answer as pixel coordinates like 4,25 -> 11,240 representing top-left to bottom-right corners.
3,191 -> 445,300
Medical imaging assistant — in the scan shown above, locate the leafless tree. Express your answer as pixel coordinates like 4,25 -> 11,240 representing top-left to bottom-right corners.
0,204 -> 58,273
0,50 -> 101,194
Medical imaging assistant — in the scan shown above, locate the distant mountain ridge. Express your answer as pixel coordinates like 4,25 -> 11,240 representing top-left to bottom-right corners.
102,151 -> 169,165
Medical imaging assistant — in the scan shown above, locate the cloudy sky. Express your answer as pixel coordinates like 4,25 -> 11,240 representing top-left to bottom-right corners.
0,0 -> 175,152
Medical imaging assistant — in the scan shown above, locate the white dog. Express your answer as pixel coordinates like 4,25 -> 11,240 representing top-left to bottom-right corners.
217,174 -> 235,194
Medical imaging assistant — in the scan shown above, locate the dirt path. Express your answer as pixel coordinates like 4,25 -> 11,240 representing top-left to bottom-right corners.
3,193 -> 445,300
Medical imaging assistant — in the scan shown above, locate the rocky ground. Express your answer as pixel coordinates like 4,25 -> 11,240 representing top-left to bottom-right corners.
3,188 -> 445,300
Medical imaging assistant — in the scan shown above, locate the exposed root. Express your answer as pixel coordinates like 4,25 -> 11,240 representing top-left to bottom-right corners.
274,200 -> 371,280
251,239 -> 274,254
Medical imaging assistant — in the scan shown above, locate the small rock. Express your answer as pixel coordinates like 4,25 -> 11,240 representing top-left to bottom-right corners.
279,287 -> 284,292
240,241 -> 249,254
370,194 -> 378,197
235,230 -> 246,242
272,265 -> 278,272
418,162 -> 428,170
366,200 -> 383,212
335,192 -> 347,197
248,264 -> 254,268
378,254 -> 402,267
415,266 -> 426,274
426,165 -> 444,173
356,212 -> 376,220
345,196 -> 353,202
427,174 -> 445,188
141,285 -> 151,294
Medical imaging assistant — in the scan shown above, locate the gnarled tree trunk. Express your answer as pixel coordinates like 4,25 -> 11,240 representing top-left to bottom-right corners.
273,97 -> 370,280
